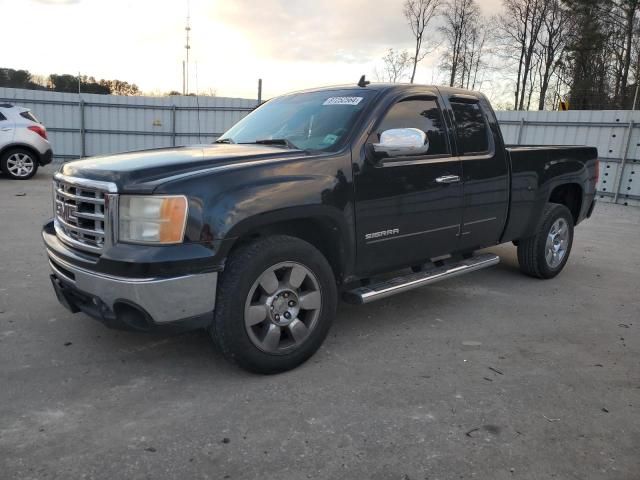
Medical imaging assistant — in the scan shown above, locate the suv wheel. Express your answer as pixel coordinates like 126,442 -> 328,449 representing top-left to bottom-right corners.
517,203 -> 574,279
1,148 -> 39,180
212,235 -> 337,374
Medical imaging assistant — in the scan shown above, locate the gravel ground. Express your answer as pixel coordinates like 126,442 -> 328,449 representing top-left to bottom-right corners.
1,166 -> 639,480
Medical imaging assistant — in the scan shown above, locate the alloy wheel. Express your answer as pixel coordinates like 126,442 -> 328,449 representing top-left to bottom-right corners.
6,152 -> 35,178
244,261 -> 322,354
545,218 -> 569,268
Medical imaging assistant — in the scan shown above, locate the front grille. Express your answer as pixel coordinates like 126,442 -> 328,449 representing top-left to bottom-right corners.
54,178 -> 107,253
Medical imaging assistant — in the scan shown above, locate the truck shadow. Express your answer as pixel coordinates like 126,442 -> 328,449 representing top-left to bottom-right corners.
73,247 -> 527,379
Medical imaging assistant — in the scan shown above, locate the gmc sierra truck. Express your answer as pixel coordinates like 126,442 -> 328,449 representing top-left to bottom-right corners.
43,82 -> 598,374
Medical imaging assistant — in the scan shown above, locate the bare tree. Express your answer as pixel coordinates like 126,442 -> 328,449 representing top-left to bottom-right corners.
535,0 -> 571,109
440,0 -> 479,87
595,0 -> 632,105
498,0 -> 549,110
632,18 -> 640,99
459,22 -> 489,90
621,1 -> 640,100
404,0 -> 441,83
375,48 -> 412,82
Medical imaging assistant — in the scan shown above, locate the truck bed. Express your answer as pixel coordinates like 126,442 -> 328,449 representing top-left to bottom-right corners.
501,144 -> 598,243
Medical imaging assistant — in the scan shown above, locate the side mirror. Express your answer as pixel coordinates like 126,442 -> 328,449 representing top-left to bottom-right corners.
369,128 -> 429,162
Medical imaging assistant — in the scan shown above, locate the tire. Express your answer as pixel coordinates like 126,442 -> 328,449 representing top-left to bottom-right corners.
0,148 -> 39,180
211,235 -> 337,374
517,203 -> 574,279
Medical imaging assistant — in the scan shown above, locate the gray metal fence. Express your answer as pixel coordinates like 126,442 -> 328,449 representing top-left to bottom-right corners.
496,110 -> 640,206
2,87 -> 638,206
0,87 -> 257,162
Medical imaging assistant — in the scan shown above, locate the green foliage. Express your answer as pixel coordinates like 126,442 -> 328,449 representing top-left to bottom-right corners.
0,68 -> 45,90
1,67 -> 140,96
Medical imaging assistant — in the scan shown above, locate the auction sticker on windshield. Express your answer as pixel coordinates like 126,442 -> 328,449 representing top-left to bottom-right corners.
323,96 -> 363,106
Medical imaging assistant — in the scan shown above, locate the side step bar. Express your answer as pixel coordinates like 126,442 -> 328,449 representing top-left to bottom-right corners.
343,253 -> 500,305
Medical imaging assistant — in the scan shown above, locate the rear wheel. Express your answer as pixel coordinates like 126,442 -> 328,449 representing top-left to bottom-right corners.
211,235 -> 337,374
1,148 -> 39,180
517,203 -> 574,279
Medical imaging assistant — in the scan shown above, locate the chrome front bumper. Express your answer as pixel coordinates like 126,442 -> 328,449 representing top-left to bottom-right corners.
47,249 -> 217,327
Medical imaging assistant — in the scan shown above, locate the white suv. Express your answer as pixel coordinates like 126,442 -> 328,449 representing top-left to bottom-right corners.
0,103 -> 53,180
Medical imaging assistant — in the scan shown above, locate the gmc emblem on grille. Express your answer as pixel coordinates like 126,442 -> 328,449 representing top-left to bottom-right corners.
58,203 -> 77,223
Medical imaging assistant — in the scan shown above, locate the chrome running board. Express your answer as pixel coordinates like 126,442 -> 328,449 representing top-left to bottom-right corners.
343,253 -> 500,305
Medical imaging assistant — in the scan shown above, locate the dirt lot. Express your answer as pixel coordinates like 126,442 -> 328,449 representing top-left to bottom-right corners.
1,166 -> 639,480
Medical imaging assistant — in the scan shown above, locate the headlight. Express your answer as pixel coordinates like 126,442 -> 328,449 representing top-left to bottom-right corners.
119,195 -> 188,244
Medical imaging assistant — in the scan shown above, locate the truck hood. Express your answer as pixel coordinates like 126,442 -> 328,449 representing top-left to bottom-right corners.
59,144 -> 306,192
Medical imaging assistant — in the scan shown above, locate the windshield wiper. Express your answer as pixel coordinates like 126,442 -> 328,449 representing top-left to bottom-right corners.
214,138 -> 235,144
247,138 -> 300,150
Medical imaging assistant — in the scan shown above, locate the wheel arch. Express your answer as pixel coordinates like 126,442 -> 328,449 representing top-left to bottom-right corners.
548,182 -> 583,225
223,210 -> 353,284
0,143 -> 42,168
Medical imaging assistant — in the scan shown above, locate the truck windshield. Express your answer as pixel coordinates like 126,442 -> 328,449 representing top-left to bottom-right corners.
217,89 -> 376,152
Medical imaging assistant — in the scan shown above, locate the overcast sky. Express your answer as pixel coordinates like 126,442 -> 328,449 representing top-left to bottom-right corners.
4,0 -> 504,100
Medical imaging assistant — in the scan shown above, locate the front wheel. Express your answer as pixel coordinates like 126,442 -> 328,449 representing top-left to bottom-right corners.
517,203 -> 574,279
211,235 -> 337,374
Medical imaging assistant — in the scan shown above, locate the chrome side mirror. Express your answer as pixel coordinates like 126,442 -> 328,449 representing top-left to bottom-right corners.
371,128 -> 429,159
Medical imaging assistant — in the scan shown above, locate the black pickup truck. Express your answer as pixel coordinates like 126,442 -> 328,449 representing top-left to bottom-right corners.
43,82 -> 598,373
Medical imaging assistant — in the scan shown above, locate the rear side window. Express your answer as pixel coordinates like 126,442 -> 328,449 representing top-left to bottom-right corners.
20,111 -> 40,123
450,101 -> 489,154
372,98 -> 449,156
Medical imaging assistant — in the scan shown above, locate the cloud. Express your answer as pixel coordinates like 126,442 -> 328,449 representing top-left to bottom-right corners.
213,0 -> 414,63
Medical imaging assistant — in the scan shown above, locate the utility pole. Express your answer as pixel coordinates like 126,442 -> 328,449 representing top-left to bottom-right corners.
184,5 -> 191,95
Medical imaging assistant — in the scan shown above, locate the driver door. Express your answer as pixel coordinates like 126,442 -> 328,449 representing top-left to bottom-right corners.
353,95 -> 463,275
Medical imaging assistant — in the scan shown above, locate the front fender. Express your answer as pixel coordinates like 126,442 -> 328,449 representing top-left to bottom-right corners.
154,152 -> 355,269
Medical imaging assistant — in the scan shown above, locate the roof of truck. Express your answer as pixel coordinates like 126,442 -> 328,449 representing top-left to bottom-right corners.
283,82 -> 485,99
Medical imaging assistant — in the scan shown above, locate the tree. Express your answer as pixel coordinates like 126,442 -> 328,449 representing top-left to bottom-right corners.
48,74 -> 110,94
563,0 -> 610,109
0,68 -> 44,90
375,48 -> 412,82
458,21 -> 489,90
607,0 -> 640,106
99,79 -> 140,96
535,0 -> 571,109
499,0 -> 550,110
403,0 -> 441,83
440,0 -> 479,88
619,0 -> 640,104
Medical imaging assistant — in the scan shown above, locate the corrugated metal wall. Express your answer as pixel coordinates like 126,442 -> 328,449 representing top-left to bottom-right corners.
1,87 -> 638,206
496,110 -> 640,206
0,87 -> 256,161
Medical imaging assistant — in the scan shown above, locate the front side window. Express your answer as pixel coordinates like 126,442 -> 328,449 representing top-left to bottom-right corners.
370,98 -> 449,156
450,101 -> 489,154
218,89 -> 376,152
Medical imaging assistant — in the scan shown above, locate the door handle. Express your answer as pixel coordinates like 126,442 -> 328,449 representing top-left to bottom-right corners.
435,175 -> 461,184
0,128 -> 12,132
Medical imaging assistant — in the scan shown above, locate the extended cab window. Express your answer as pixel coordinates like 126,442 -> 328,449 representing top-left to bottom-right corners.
450,101 -> 489,154
371,98 -> 449,156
